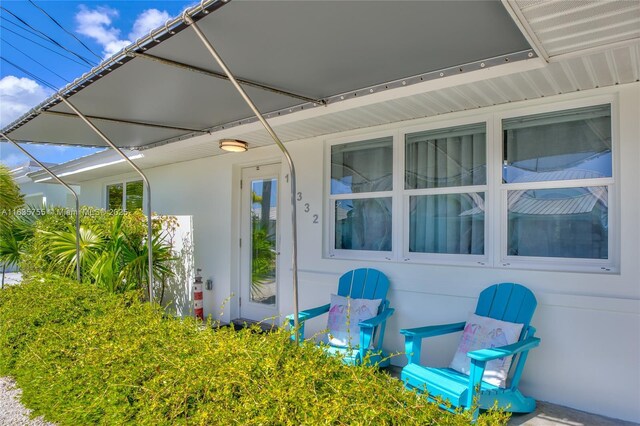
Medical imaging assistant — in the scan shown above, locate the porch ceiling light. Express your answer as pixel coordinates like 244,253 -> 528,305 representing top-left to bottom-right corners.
219,139 -> 248,152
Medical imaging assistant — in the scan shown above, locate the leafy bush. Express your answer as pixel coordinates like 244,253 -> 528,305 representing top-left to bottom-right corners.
1,164 -> 25,287
0,163 -> 24,227
18,207 -> 175,298
0,276 -> 508,425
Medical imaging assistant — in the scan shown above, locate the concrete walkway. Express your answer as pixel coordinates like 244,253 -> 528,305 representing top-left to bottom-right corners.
385,367 -> 637,426
508,401 -> 638,426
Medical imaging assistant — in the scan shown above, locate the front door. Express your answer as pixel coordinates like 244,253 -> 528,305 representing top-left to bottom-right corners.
239,164 -> 280,322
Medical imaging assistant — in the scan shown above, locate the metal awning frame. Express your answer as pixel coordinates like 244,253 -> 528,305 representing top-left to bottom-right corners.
1,0 -> 229,137
184,15 -> 301,342
58,96 -> 155,302
0,132 -> 81,283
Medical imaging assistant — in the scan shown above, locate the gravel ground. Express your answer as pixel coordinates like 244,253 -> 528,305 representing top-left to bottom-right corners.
1,275 -> 53,425
1,272 -> 22,287
0,377 -> 54,426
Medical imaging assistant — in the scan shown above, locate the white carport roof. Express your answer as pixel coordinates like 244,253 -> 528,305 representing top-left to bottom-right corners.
3,0 -> 534,148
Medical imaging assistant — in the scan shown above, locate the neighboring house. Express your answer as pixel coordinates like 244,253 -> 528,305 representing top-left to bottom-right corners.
11,160 -> 80,209
5,1 -> 639,423
27,149 -> 139,211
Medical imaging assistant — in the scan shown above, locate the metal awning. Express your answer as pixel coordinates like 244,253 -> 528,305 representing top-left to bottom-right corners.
1,0 -> 533,149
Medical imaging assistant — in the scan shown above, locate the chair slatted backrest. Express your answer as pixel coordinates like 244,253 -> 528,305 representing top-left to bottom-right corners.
337,268 -> 389,302
475,283 -> 537,337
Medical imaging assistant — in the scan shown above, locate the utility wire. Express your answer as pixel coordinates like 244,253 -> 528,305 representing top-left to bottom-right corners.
27,0 -> 102,61
0,6 -> 96,67
1,56 -> 58,91
1,24 -> 90,67
2,39 -> 70,84
1,14 -> 43,40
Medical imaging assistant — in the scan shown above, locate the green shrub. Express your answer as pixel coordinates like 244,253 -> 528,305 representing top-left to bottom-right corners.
18,207 -> 175,299
0,276 -> 509,425
0,163 -> 24,228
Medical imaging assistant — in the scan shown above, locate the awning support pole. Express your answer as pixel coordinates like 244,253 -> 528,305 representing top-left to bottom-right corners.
186,16 -> 300,344
1,132 -> 82,283
57,96 -> 155,302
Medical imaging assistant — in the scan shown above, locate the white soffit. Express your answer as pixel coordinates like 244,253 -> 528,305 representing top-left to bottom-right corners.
217,42 -> 640,147
509,0 -> 640,59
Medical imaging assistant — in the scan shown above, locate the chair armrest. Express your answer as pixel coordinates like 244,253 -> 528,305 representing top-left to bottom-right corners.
400,321 -> 466,339
286,303 -> 331,342
466,337 -> 541,362
286,303 -> 331,324
359,307 -> 394,329
402,321 -> 465,364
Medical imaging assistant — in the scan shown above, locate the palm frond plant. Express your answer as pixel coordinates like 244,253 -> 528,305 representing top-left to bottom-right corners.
251,218 -> 276,299
0,164 -> 24,228
43,211 -> 175,298
0,164 -> 25,287
45,224 -> 104,280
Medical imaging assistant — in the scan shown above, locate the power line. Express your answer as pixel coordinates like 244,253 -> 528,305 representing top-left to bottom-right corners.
2,39 -> 70,84
1,24 -> 90,68
0,6 -> 97,67
1,14 -> 43,40
27,0 -> 102,61
0,56 -> 58,91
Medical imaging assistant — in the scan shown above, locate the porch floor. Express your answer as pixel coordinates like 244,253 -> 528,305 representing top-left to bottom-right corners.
385,366 -> 638,426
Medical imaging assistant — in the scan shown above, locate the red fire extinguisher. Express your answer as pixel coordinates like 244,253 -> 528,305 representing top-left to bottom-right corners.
194,268 -> 204,320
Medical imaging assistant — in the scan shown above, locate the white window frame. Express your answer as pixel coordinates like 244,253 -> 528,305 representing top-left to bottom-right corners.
325,131 -> 397,261
323,95 -> 619,273
494,96 -> 618,273
400,115 -> 493,267
105,178 -> 144,212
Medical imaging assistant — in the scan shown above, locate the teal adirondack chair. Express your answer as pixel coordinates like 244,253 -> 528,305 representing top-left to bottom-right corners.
288,268 -> 394,366
400,283 -> 540,418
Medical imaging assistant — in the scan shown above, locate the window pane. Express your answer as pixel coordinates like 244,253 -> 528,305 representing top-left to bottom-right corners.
503,105 -> 611,183
331,137 -> 393,194
409,193 -> 485,255
107,183 -> 123,210
508,187 -> 608,259
251,178 -> 277,305
405,123 -> 486,189
126,181 -> 143,211
335,198 -> 392,251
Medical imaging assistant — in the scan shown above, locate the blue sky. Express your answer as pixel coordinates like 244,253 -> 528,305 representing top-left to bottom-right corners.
0,0 -> 194,168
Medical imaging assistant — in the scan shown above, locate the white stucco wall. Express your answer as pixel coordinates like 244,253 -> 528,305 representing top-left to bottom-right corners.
19,182 -> 79,209
78,83 -> 640,422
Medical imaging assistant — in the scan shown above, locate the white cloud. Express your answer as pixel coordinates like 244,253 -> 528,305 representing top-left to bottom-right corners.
129,9 -> 171,41
75,5 -> 129,57
75,6 -> 171,58
0,151 -> 27,168
0,76 -> 53,128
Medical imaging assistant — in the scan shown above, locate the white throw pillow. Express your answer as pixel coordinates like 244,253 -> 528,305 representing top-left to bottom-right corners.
449,312 -> 524,388
326,294 -> 382,348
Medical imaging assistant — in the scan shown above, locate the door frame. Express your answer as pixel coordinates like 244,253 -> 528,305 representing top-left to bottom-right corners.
237,162 -> 282,322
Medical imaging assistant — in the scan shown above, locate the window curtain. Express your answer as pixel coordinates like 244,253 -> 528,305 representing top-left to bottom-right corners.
331,137 -> 393,194
405,124 -> 485,255
331,137 -> 393,251
409,193 -> 484,254
507,187 -> 608,259
405,125 -> 486,189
